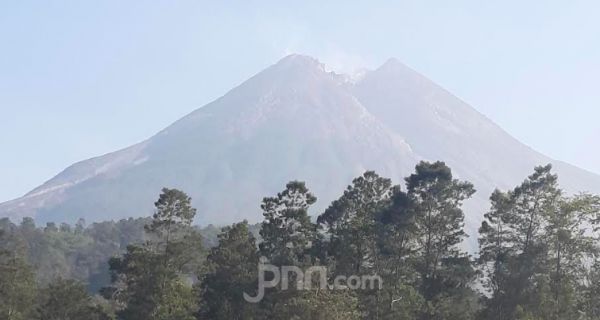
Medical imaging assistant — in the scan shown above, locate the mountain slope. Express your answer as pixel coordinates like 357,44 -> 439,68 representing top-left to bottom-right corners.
2,55 -> 600,242
353,58 -> 600,236
0,55 -> 418,224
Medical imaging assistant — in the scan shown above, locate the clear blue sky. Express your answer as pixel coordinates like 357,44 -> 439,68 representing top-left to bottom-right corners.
1,0 -> 599,202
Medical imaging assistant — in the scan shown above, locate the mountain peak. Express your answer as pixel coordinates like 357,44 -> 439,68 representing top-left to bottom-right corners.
382,57 -> 402,65
377,57 -> 415,73
3,55 -> 600,251
274,54 -> 324,71
358,57 -> 432,90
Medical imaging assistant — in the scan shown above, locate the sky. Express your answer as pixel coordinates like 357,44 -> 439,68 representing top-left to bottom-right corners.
1,0 -> 599,202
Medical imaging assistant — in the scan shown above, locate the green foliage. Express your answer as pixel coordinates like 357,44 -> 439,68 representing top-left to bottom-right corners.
259,181 -> 317,266
579,261 -> 600,319
2,163 -> 600,319
105,188 -> 201,320
258,181 -> 334,319
478,165 -> 600,320
317,163 -> 478,320
0,216 -> 152,292
5,216 -> 221,293
318,171 -> 396,318
406,161 -> 478,319
38,278 -> 112,320
269,289 -> 361,320
198,221 -> 260,320
0,229 -> 37,320
151,279 -> 197,320
318,171 -> 393,275
147,188 -> 197,240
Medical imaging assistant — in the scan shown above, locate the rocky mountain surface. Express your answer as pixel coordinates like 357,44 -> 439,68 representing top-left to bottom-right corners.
3,54 -> 599,244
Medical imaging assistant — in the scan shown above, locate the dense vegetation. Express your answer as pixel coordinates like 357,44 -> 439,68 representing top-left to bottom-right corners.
1,161 -> 599,319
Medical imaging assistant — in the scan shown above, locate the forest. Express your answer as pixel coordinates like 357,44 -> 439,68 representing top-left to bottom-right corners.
1,161 -> 600,320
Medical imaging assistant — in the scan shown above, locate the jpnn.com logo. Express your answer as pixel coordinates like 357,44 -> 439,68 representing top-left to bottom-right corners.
244,257 -> 383,303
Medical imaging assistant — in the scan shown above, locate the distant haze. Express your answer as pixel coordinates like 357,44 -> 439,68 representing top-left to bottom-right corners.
1,1 -> 599,202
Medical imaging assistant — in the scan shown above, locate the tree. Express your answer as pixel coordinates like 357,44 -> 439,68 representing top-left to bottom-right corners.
378,186 -> 424,319
542,194 -> 599,319
580,261 -> 600,319
3,163 -> 599,319
151,279 -> 197,320
0,230 -> 37,320
406,161 -> 477,320
478,165 -> 559,319
269,289 -> 361,320
257,181 -> 320,317
477,190 -> 516,320
146,188 -> 199,269
317,171 -> 395,318
478,165 -> 600,319
105,245 -> 162,320
259,181 -> 317,266
105,188 -> 201,320
38,278 -> 113,320
318,171 -> 393,275
108,245 -> 197,320
198,221 -> 260,320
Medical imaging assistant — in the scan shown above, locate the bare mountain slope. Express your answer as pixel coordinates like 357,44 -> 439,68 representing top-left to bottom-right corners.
2,55 -> 599,241
353,58 -> 600,236
0,55 -> 418,224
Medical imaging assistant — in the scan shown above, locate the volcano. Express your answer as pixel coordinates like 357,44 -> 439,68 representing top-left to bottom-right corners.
3,54 -> 599,244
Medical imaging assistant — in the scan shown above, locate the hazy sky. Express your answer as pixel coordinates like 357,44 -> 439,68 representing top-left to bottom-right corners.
1,1 -> 599,202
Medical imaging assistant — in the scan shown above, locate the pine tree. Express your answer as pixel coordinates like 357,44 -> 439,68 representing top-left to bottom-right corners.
406,161 -> 477,320
105,188 -> 201,320
317,171 -> 394,318
38,278 -> 112,320
269,289 -> 361,320
198,221 -> 260,320
478,166 -> 560,319
378,186 -> 424,319
477,189 -> 515,320
105,245 -> 163,320
0,230 -> 37,320
260,181 -> 364,319
580,261 -> 600,319
259,181 -> 317,266
318,171 -> 393,275
146,188 -> 199,270
257,181 -> 319,318
542,194 -> 599,319
477,165 -> 600,319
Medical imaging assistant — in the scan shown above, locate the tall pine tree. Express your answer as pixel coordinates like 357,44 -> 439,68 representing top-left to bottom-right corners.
105,188 -> 201,320
407,161 -> 477,320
